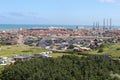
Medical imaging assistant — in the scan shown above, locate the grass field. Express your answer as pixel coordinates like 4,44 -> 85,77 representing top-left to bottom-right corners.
49,42 -> 120,58
0,42 -> 120,58
0,45 -> 46,57
85,42 -> 120,58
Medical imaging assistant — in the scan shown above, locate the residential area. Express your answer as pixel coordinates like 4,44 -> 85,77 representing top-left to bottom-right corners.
0,26 -> 120,65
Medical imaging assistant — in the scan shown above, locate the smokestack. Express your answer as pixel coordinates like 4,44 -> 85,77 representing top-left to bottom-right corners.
110,18 -> 112,30
98,22 -> 99,30
93,22 -> 95,26
107,19 -> 109,29
95,22 -> 97,29
93,22 -> 95,30
95,22 -> 99,30
103,19 -> 105,30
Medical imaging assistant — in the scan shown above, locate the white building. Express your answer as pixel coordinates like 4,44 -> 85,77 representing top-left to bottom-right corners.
75,26 -> 85,31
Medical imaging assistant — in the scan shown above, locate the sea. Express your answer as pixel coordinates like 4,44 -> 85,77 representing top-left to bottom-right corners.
0,24 -> 119,31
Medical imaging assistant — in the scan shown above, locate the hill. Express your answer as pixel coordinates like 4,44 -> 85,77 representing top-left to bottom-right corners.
1,55 -> 120,80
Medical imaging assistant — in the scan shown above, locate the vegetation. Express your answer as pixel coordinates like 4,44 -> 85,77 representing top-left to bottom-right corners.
85,42 -> 120,58
99,43 -> 109,48
116,48 -> 120,50
1,55 -> 120,80
49,53 -> 69,58
98,48 -> 104,53
0,45 -> 46,57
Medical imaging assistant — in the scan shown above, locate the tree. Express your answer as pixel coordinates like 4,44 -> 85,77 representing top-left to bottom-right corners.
1,55 -> 120,80
98,48 -> 104,53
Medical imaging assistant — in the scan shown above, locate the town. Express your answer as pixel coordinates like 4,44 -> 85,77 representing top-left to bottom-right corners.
1,0 -> 120,79
0,24 -> 120,65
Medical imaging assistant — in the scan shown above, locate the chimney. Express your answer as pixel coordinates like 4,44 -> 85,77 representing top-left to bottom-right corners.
107,19 -> 109,29
103,19 -> 105,30
97,22 -> 99,30
109,18 -> 112,30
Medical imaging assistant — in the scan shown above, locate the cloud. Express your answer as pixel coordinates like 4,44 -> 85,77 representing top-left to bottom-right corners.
0,15 -> 7,18
0,12 -> 49,24
28,12 -> 39,15
26,12 -> 41,19
1,12 -> 41,19
98,0 -> 116,3
117,3 -> 120,6
8,12 -> 25,17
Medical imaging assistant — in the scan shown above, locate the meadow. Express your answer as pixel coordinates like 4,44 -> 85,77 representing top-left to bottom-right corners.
0,45 -> 46,57
0,42 -> 120,58
85,42 -> 120,58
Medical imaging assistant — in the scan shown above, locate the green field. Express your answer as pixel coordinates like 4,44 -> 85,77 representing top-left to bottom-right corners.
0,42 -> 120,58
0,45 -> 46,57
49,42 -> 120,58
85,42 -> 120,58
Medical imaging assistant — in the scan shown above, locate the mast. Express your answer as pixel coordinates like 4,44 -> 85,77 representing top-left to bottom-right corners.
109,18 -> 112,30
103,18 -> 105,30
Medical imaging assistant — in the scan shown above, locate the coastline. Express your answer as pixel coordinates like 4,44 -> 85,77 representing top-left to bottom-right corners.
0,24 -> 120,31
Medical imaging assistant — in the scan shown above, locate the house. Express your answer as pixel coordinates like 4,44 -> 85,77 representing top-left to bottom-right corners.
0,57 -> 9,65
13,54 -> 33,61
73,46 -> 91,52
73,47 -> 84,52
79,47 -> 91,51
32,51 -> 52,58
40,52 -> 52,57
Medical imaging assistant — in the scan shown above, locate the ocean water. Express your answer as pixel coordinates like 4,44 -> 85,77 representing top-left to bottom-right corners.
0,24 -> 77,31
0,24 -> 119,31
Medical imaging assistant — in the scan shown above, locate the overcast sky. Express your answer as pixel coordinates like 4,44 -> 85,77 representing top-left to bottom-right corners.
0,0 -> 120,25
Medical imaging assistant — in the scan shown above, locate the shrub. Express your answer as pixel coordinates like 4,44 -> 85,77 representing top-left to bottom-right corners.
98,48 -> 104,53
100,43 -> 109,48
116,48 -> 120,50
1,55 -> 120,80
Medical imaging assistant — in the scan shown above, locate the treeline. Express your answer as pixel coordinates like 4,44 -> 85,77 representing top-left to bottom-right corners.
1,55 -> 120,80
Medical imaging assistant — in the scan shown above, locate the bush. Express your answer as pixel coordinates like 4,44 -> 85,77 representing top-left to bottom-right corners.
98,48 -> 104,53
116,48 -> 120,50
1,55 -> 120,80
100,43 -> 109,48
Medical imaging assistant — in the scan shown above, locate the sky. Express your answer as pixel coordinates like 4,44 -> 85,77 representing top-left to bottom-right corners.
0,0 -> 120,25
